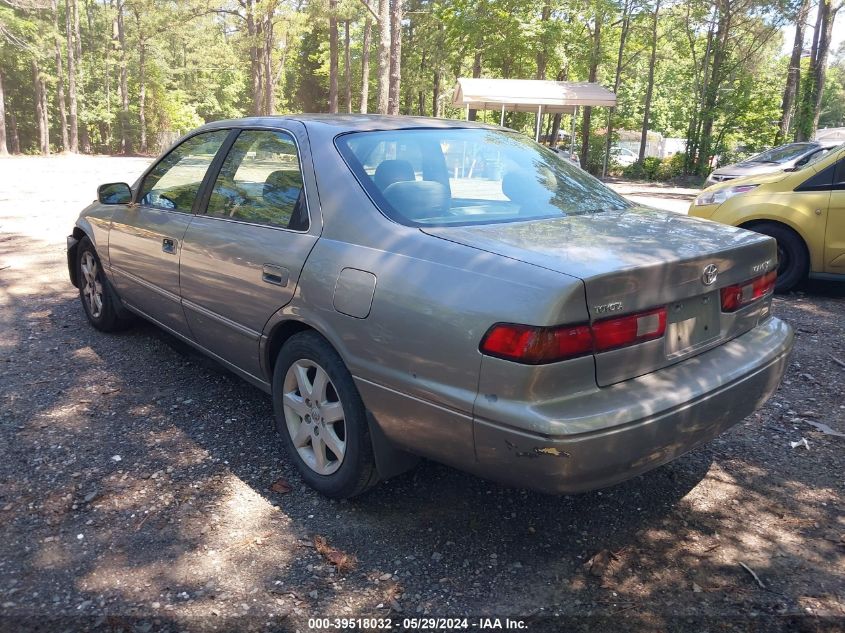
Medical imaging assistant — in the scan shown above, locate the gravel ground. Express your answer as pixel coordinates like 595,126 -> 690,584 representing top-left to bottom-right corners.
0,155 -> 843,633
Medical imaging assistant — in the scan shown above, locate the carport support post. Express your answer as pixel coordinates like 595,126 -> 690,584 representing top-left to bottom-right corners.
602,107 -> 612,178
570,106 -> 578,157
500,104 -> 505,127
465,104 -> 469,121
535,105 -> 543,142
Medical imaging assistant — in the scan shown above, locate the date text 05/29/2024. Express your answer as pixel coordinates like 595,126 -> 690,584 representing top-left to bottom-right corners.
307,617 -> 528,630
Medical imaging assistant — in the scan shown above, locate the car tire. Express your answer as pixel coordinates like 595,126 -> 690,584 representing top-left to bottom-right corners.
272,331 -> 379,499
747,223 -> 809,293
76,237 -> 134,332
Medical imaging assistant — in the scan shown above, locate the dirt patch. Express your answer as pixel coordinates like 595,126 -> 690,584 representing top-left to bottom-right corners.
0,156 -> 843,632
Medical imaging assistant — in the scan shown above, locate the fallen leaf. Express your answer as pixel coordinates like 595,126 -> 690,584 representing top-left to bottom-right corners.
314,535 -> 357,573
269,478 -> 293,494
584,549 -> 621,579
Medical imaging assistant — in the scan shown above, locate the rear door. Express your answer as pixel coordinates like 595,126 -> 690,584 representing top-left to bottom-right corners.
178,125 -> 319,380
108,130 -> 230,337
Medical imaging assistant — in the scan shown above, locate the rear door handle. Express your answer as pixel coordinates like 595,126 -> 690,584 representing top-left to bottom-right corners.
162,237 -> 177,254
262,264 -> 290,287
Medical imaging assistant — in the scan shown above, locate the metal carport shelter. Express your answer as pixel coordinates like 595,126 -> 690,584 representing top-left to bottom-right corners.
452,78 -> 617,156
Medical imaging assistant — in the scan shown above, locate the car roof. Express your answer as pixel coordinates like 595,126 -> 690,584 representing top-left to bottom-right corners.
197,114 -> 504,134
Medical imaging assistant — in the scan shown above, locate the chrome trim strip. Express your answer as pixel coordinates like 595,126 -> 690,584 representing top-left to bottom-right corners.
181,298 -> 262,341
110,265 -> 181,304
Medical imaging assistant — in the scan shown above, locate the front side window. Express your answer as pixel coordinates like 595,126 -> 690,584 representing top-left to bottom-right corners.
336,128 -> 630,226
205,130 -> 308,230
139,130 -> 229,212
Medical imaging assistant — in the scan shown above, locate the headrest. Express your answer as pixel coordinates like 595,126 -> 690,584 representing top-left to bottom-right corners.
382,180 -> 450,221
263,170 -> 301,206
374,159 -> 416,191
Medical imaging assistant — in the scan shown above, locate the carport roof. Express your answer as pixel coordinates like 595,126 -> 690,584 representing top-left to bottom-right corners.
452,78 -> 617,114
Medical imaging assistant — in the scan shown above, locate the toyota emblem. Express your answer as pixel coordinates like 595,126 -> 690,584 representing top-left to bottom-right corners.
702,264 -> 719,286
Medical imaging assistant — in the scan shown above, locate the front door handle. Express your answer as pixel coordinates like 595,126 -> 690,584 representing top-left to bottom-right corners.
262,264 -> 290,287
162,238 -> 176,254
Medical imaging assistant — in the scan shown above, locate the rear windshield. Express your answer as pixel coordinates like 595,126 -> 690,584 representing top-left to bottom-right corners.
335,128 -> 630,227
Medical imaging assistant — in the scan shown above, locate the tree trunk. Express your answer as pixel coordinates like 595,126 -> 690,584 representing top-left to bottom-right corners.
117,0 -> 131,154
0,70 -> 8,156
246,0 -> 262,116
549,70 -> 566,146
72,0 -> 81,60
75,0 -> 89,153
418,50 -> 426,115
604,0 -> 630,175
432,68 -> 441,117
263,10 -> 274,115
344,20 -> 352,112
376,0 -> 390,114
66,0 -> 79,151
54,0 -> 69,152
535,3 -> 551,80
468,52 -> 481,120
804,0 -> 839,137
10,112 -> 21,154
135,10 -> 147,154
580,12 -> 602,168
360,17 -> 371,113
777,0 -> 810,142
695,5 -> 729,173
33,60 -> 50,155
329,0 -> 338,113
638,0 -> 660,162
387,0 -> 402,115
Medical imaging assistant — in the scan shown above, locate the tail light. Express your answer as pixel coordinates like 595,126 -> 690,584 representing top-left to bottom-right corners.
480,307 -> 667,365
479,322 -> 593,364
720,270 -> 776,312
592,307 -> 667,353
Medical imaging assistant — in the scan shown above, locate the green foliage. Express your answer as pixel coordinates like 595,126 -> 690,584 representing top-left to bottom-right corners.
0,0 -> 839,163
622,154 -> 686,182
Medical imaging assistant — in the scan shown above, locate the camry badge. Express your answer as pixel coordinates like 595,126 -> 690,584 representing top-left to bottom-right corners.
702,264 -> 719,286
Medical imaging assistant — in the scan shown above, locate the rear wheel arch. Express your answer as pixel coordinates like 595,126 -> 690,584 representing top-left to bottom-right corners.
265,319 -> 317,378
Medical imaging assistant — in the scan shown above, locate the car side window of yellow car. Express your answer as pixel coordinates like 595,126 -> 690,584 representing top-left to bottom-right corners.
796,162 -> 838,192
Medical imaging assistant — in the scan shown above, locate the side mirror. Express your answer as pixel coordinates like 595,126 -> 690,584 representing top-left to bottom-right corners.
97,182 -> 132,205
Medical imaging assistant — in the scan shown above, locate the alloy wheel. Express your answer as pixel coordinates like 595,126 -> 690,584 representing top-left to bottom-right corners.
282,359 -> 347,475
80,251 -> 104,319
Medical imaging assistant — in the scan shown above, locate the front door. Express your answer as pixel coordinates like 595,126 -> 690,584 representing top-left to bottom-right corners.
178,126 -> 319,381
824,154 -> 845,273
108,130 -> 230,337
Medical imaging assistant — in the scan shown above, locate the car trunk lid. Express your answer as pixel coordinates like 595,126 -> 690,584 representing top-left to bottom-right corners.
422,207 -> 777,385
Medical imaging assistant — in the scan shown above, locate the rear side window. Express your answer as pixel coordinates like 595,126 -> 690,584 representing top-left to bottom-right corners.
205,130 -> 308,230
336,128 -> 629,227
139,130 -> 228,212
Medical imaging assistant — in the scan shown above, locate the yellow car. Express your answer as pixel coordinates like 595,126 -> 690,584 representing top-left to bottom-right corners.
690,143 -> 845,291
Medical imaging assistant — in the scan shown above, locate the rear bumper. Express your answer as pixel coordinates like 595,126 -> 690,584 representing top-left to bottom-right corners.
472,317 -> 793,494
